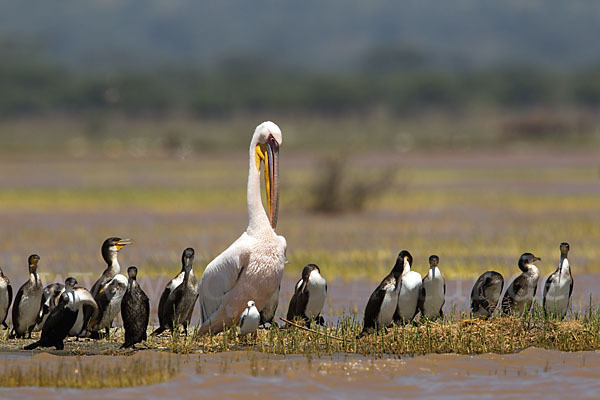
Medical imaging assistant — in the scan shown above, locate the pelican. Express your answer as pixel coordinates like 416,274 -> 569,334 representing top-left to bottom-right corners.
198,121 -> 286,335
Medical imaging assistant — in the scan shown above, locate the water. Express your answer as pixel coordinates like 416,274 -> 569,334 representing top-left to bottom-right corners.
1,348 -> 599,399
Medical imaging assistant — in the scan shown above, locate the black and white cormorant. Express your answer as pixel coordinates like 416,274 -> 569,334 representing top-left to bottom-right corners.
35,282 -> 65,331
394,250 -> 421,324
470,271 -> 504,318
501,253 -> 541,316
80,237 -> 130,336
417,255 -> 445,320
152,248 -> 199,336
0,268 -> 13,329
90,237 -> 132,297
121,266 -> 150,349
239,300 -> 260,336
543,242 -> 573,319
68,285 -> 98,337
25,278 -> 97,350
286,264 -> 327,327
360,251 -> 407,336
88,273 -> 128,338
10,255 -> 43,339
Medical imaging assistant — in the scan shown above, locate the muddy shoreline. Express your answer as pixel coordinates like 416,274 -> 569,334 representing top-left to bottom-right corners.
1,348 -> 599,399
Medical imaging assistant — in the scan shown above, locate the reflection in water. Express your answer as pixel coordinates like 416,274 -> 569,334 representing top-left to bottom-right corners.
2,348 -> 600,399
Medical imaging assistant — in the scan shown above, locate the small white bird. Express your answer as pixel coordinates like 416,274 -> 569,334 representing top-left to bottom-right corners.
239,300 -> 260,336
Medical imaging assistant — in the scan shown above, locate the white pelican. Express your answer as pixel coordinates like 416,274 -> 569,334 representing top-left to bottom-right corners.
198,121 -> 286,335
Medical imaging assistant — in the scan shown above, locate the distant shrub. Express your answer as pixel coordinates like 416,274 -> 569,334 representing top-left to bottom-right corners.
309,154 -> 394,214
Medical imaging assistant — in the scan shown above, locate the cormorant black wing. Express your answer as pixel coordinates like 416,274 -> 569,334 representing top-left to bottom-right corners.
286,292 -> 299,321
416,285 -> 426,316
569,275 -> 574,298
11,285 -> 25,330
3,284 -> 12,326
363,275 -> 392,332
90,275 -> 108,298
295,281 -> 310,319
157,285 -> 172,327
542,272 -> 555,308
502,275 -> 526,314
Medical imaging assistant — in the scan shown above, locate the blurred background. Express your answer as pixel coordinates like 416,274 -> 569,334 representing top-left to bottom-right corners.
0,1 -> 599,318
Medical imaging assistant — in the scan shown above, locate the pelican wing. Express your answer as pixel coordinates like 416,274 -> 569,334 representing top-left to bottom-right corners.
199,233 -> 252,323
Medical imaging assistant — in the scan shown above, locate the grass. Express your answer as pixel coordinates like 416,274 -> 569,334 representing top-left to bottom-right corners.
183,303 -> 600,357
6,302 -> 600,360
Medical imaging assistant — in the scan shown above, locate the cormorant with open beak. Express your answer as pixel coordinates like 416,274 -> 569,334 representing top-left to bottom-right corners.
90,237 -> 132,297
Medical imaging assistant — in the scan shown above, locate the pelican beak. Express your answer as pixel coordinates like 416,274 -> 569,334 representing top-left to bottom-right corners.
266,136 -> 280,229
116,238 -> 132,250
255,136 -> 280,229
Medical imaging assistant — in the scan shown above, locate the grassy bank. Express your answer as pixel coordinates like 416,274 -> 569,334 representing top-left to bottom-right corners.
4,303 -> 600,359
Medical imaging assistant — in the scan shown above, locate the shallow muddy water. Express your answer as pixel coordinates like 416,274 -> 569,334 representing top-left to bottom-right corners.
1,348 -> 599,399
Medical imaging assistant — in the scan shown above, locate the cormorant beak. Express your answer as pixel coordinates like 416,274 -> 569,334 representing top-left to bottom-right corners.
533,256 -> 541,262
116,239 -> 132,250
256,136 -> 280,229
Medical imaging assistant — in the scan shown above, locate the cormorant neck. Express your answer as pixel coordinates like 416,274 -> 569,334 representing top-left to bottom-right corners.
29,271 -> 38,285
391,258 -> 404,275
183,266 -> 192,283
518,261 -> 528,273
107,253 -> 120,274
247,135 -> 273,236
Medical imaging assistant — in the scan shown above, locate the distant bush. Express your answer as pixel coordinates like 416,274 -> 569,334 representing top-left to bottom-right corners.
309,154 -> 394,214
